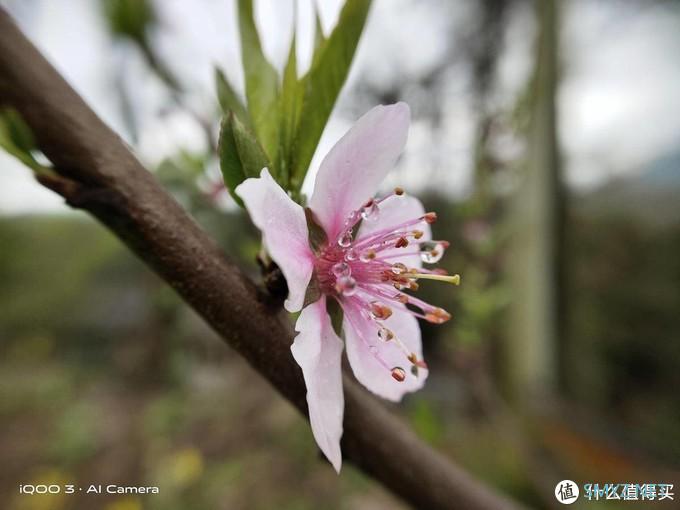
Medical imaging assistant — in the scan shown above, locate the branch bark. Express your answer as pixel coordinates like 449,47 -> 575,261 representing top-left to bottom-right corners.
0,9 -> 521,510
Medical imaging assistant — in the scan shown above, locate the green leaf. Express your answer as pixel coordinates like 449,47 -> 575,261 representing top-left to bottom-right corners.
302,275 -> 322,308
279,32 -> 304,188
238,0 -> 281,167
231,114 -> 270,179
327,298 -> 344,338
289,0 -> 372,190
0,108 -> 46,173
312,5 -> 327,67
103,0 -> 155,47
215,68 -> 250,125
218,113 -> 246,207
304,207 -> 327,253
219,110 -> 271,208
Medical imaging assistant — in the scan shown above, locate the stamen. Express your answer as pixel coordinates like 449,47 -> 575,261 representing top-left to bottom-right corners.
391,367 -> 406,382
359,249 -> 376,262
422,212 -> 437,224
370,302 -> 393,320
407,353 -> 428,369
395,237 -> 409,248
394,187 -> 404,196
408,273 -> 461,285
424,307 -> 451,324
343,299 -> 391,370
391,262 -> 408,275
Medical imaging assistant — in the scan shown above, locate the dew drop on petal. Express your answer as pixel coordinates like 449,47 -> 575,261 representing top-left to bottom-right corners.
420,241 -> 445,263
345,249 -> 358,261
391,262 -> 408,275
377,327 -> 394,343
361,201 -> 380,222
336,275 -> 357,296
369,345 -> 379,355
391,367 -> 406,382
332,262 -> 351,277
338,231 -> 353,248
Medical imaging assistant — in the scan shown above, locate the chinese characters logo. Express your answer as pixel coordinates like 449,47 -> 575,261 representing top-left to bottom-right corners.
555,480 -> 580,505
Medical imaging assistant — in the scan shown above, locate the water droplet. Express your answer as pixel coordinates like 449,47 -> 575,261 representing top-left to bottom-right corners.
345,249 -> 358,261
369,345 -> 379,355
361,200 -> 380,222
332,262 -> 351,277
378,327 -> 394,343
391,367 -> 406,382
391,262 -> 408,275
338,230 -> 353,248
359,250 -> 376,262
335,275 -> 357,296
420,241 -> 445,263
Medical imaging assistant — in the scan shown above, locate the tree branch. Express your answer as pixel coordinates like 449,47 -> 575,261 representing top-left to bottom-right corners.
0,9 -> 521,510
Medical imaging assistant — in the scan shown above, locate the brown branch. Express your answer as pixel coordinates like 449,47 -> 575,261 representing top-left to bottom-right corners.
0,9 -> 522,510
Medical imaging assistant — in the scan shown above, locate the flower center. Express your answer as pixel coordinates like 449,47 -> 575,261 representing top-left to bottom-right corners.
313,188 -> 460,382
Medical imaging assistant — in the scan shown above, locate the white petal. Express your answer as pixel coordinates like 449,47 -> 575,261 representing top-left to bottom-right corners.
343,304 -> 427,402
309,103 -> 411,242
236,168 -> 314,312
291,297 -> 345,472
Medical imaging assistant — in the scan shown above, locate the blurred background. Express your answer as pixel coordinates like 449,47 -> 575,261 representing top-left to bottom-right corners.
1,0 -> 679,508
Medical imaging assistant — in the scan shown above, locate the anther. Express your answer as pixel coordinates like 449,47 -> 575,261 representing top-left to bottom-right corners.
412,230 -> 424,239
408,353 -> 428,369
391,367 -> 406,382
391,262 -> 408,275
423,212 -> 437,224
395,293 -> 409,304
370,302 -> 393,320
360,249 -> 376,262
394,187 -> 404,196
424,307 -> 451,324
395,237 -> 409,248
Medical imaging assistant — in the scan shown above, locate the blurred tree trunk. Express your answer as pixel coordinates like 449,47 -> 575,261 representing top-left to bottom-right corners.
505,0 -> 564,403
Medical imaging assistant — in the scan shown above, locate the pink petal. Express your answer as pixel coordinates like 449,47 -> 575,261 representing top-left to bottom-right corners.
291,297 -> 345,472
235,168 -> 314,312
357,194 -> 431,268
309,103 -> 411,242
343,303 -> 427,402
